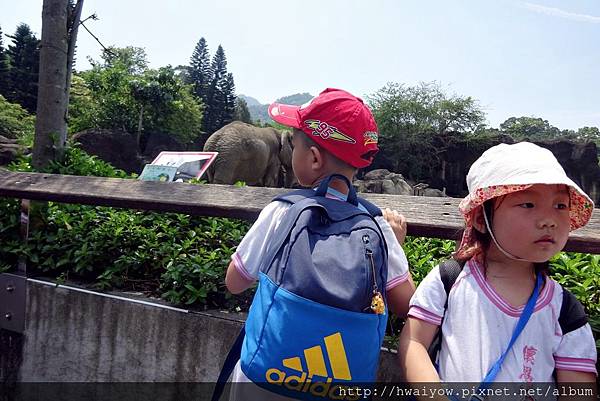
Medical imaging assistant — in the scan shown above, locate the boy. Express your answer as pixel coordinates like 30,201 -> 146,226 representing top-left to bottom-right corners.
225,88 -> 415,399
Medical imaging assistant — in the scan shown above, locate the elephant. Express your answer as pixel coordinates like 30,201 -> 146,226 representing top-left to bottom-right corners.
203,121 -> 296,187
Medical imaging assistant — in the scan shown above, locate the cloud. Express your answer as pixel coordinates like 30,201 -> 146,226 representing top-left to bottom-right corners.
523,2 -> 600,24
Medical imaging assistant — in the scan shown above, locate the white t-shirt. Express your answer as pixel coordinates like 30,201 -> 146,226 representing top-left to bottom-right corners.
228,197 -> 410,400
232,200 -> 410,290
408,259 -> 597,383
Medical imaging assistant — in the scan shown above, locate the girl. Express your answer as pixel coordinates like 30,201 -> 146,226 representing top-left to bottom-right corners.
398,142 -> 596,396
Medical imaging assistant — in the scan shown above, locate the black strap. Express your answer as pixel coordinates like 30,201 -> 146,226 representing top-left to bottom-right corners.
439,259 -> 464,296
559,288 -> 588,335
211,327 -> 245,401
428,259 -> 465,363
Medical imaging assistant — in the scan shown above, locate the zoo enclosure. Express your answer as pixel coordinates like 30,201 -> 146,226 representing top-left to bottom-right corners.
0,170 -> 599,383
1,169 -> 598,331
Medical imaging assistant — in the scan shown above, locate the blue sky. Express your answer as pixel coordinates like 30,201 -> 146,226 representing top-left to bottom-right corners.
2,0 -> 599,130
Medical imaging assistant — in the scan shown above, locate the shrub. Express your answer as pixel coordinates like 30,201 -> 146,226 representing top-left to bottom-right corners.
0,94 -> 35,144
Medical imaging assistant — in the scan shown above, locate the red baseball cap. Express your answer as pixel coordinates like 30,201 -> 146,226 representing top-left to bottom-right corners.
268,88 -> 379,168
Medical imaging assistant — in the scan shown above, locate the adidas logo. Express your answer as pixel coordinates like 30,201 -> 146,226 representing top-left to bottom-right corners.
265,332 -> 360,400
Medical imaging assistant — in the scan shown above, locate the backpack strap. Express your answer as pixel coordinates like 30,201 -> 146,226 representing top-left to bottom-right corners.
356,196 -> 382,217
559,288 -> 588,335
439,258 -> 464,297
428,258 -> 465,364
211,326 -> 245,401
273,189 -> 317,205
274,189 -> 382,217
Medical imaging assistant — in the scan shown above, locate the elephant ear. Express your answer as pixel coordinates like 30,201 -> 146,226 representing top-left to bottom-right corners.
279,130 -> 293,168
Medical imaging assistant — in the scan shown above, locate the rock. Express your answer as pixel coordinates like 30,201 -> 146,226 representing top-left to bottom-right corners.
0,143 -> 27,165
354,169 -> 413,195
141,132 -> 186,163
434,136 -> 600,204
423,188 -> 445,197
0,135 -> 18,144
72,129 -> 143,173
363,169 -> 393,181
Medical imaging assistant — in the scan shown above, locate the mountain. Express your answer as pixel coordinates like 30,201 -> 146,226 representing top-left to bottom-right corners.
238,93 -> 314,124
238,95 -> 261,107
274,93 -> 313,106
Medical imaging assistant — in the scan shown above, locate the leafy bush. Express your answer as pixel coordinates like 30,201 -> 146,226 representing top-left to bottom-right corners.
1,146 -> 251,309
0,94 -> 35,144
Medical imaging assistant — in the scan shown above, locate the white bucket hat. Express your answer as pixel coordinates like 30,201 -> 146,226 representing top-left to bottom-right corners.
456,142 -> 594,257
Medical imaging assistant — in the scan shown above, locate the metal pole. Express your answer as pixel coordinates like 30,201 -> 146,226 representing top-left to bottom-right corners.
0,199 -> 29,389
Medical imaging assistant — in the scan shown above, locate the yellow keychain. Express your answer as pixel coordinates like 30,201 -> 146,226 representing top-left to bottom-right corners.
370,291 -> 385,314
366,248 -> 386,314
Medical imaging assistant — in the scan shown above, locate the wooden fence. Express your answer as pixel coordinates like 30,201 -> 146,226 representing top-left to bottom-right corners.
1,171 -> 599,253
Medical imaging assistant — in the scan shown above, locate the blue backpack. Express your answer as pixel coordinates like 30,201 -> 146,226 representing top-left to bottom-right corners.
213,175 -> 389,401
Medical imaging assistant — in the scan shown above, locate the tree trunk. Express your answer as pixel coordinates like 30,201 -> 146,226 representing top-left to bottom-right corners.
33,0 -> 69,169
136,104 -> 144,149
65,0 -> 84,119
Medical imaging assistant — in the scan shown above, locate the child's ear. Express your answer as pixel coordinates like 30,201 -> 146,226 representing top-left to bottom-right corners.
472,206 -> 487,233
310,146 -> 324,170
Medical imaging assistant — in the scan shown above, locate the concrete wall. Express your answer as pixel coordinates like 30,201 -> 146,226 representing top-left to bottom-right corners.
17,279 -> 401,382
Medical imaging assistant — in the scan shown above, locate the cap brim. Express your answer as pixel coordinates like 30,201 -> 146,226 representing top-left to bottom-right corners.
268,103 -> 302,128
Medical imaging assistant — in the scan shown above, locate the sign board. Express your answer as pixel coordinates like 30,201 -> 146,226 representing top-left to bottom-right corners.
138,151 -> 218,182
138,164 -> 178,182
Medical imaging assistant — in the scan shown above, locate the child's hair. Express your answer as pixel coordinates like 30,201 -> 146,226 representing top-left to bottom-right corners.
292,128 -> 358,173
454,202 -> 492,263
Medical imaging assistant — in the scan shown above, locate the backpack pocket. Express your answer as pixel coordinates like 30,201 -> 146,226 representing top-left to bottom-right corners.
241,273 -> 387,400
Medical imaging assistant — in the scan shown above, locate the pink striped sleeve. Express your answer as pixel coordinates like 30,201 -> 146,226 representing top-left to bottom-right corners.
386,271 -> 409,290
408,306 -> 443,326
554,356 -> 598,375
232,252 -> 255,282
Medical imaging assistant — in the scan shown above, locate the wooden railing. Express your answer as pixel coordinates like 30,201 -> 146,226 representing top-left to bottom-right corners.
1,170 -> 599,254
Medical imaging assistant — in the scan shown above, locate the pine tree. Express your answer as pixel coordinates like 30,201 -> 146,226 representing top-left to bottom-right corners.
234,97 -> 252,124
220,72 -> 236,126
7,23 -> 40,113
188,37 -> 211,105
204,45 -> 228,133
0,26 -> 11,99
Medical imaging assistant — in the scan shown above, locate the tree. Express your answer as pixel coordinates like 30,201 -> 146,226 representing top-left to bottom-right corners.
65,0 -> 84,116
130,66 -> 187,146
0,26 -> 11,99
203,45 -> 228,133
33,0 -> 84,169
96,46 -> 148,74
186,40 -> 237,133
220,72 -> 236,126
33,0 -> 69,168
234,97 -> 252,124
6,23 -> 40,113
187,37 -> 211,104
367,81 -> 485,180
70,53 -> 203,145
499,116 -> 561,140
575,126 -> 600,142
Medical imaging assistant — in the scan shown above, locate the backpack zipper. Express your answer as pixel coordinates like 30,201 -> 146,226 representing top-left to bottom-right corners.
364,239 -> 385,315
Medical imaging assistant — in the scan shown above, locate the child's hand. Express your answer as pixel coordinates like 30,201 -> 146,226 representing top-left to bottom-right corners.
383,208 -> 407,245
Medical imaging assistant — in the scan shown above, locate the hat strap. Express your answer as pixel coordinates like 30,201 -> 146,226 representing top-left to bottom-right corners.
483,208 -> 525,261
